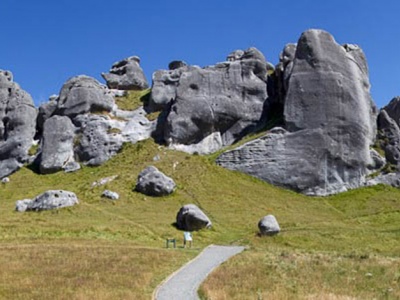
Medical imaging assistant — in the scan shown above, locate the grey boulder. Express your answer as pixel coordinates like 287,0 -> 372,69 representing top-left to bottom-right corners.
218,30 -> 377,196
0,70 -> 37,178
258,215 -> 280,236
135,166 -> 175,196
39,115 -> 76,174
15,190 -> 79,212
101,56 -> 149,90
176,204 -> 212,231
56,75 -> 114,118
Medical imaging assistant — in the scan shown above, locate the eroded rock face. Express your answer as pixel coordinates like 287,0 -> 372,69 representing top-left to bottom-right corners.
56,76 -> 114,118
176,204 -> 212,231
382,96 -> 400,126
0,70 -> 37,178
377,110 -> 400,167
135,166 -> 176,196
217,30 -> 377,196
15,190 -> 79,212
101,56 -> 149,90
74,114 -> 125,166
151,47 -> 270,154
40,115 -> 76,174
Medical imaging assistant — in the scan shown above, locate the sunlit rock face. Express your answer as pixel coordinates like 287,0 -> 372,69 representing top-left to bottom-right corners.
150,48 -> 271,154
0,70 -> 37,178
217,29 -> 378,196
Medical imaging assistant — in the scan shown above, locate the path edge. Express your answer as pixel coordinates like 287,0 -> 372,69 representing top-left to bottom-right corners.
152,244 -> 215,300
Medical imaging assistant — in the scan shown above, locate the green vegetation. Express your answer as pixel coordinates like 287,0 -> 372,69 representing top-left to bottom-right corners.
115,89 -> 151,111
0,139 -> 399,299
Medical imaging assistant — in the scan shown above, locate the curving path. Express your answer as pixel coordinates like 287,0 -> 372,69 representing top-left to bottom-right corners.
154,245 -> 245,300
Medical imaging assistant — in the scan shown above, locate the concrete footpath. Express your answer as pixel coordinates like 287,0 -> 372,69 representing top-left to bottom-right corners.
154,245 -> 245,300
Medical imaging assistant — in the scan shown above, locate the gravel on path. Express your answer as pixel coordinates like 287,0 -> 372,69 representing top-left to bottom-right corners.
154,245 -> 245,300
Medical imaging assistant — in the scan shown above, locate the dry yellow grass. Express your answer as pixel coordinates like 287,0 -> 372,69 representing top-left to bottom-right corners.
200,248 -> 400,300
0,241 -> 195,300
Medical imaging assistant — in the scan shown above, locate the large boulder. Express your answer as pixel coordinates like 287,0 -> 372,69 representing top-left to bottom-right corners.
150,48 -> 270,154
135,166 -> 176,196
0,70 -> 37,178
217,30 -> 377,196
101,56 -> 149,90
56,76 -> 114,118
15,190 -> 79,212
176,204 -> 212,231
39,115 -> 76,174
258,215 -> 280,236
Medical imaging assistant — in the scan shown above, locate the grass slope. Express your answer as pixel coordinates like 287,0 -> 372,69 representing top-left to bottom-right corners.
0,139 -> 399,299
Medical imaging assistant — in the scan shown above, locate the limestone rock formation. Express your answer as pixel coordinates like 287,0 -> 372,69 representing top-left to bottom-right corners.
101,56 -> 149,90
176,204 -> 212,231
74,114 -> 125,166
258,215 -> 280,236
36,95 -> 58,138
0,70 -> 37,178
217,30 -> 378,196
382,96 -> 400,126
135,166 -> 176,196
15,190 -> 79,212
39,115 -> 76,174
377,110 -> 400,168
56,76 -> 114,118
73,107 -> 156,166
150,47 -> 270,154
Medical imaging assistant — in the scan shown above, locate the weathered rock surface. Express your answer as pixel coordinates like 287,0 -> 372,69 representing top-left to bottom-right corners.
150,47 -> 270,154
377,110 -> 400,167
56,76 -> 114,118
176,204 -> 212,231
135,166 -> 175,196
368,148 -> 386,171
217,30 -> 377,196
258,215 -> 280,236
102,190 -> 119,200
102,56 -> 149,90
382,96 -> 400,126
36,95 -> 58,137
0,70 -> 37,178
39,115 -> 76,174
73,107 -> 156,166
74,114 -> 125,166
15,190 -> 79,212
64,161 -> 81,173
164,48 -> 269,151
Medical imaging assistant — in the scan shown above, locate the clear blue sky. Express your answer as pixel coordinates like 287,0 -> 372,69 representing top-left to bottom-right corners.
0,0 -> 399,108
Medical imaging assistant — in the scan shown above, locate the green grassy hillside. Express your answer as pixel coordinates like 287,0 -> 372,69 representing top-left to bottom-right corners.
0,139 -> 399,299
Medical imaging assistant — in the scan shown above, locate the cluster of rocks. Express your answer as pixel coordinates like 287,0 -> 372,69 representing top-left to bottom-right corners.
4,28 -> 400,198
